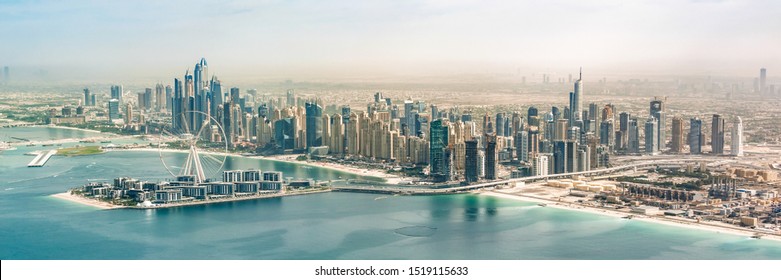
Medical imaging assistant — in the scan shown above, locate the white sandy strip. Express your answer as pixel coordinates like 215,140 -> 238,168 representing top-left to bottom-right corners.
482,191 -> 781,242
51,192 -> 125,210
43,125 -> 105,134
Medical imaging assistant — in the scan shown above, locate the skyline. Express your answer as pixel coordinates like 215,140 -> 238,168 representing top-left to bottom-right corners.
1,0 -> 780,83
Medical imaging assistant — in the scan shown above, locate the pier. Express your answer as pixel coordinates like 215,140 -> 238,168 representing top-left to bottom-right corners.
28,150 -> 57,167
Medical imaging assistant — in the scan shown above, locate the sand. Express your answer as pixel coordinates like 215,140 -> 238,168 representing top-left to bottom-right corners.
51,192 -> 125,210
482,190 -> 781,242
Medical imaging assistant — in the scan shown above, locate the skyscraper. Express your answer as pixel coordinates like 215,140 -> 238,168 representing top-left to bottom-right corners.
689,117 -> 703,154
627,118 -> 640,153
108,99 -> 120,122
82,88 -> 96,107
110,85 -> 123,104
731,116 -> 743,156
760,68 -> 767,94
711,114 -> 725,155
569,68 -> 583,127
429,119 -> 449,179
464,139 -> 479,183
155,83 -> 165,112
671,116 -> 684,153
644,117 -> 658,155
650,98 -> 665,150
305,101 -> 323,149
485,135 -> 497,180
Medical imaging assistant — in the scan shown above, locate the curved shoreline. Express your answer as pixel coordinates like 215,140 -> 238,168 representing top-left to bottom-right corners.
116,147 -> 402,183
482,190 -> 781,242
50,192 -> 126,210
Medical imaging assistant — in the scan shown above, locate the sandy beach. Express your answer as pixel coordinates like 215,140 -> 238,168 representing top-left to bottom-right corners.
51,191 -> 126,210
45,124 -> 105,134
482,190 -> 781,242
261,154 -> 404,183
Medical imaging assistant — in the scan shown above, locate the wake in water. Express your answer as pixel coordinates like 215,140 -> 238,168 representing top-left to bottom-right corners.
394,226 -> 438,237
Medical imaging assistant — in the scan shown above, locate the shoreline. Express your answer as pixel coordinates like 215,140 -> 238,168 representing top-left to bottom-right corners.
482,190 -> 781,242
42,124 -> 106,134
118,147 -> 404,183
50,189 -> 332,210
50,191 -> 126,210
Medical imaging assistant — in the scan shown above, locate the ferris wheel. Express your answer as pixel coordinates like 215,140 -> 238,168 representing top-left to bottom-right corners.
158,110 -> 228,184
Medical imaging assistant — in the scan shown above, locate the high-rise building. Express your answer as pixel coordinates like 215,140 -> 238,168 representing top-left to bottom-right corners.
485,135 -> 497,180
711,114 -> 725,155
527,106 -> 538,127
124,103 -> 133,124
495,113 -> 505,137
731,116 -> 743,156
286,90 -> 296,107
165,85 -> 173,113
464,139 -> 479,183
650,98 -> 665,150
429,119 -> 449,179
2,66 -> 8,84
569,68 -> 583,127
83,88 -> 94,106
110,85 -> 123,104
532,154 -> 549,176
671,116 -> 684,153
689,117 -> 703,154
305,101 -> 323,149
108,99 -> 120,122
760,68 -> 767,94
627,118 -> 640,153
155,83 -> 165,112
644,117 -> 658,155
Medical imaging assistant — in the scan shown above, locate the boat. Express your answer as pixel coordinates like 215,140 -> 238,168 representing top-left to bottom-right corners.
622,215 -> 634,220
100,140 -> 111,143
537,203 -> 547,207
751,233 -> 763,239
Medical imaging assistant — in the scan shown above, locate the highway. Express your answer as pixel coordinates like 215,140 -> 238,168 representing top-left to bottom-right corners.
332,158 -> 725,195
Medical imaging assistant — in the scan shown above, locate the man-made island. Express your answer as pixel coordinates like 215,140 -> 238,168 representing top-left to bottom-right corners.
60,169 -> 332,209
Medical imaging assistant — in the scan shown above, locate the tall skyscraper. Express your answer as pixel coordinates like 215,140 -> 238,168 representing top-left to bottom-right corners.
644,117 -> 658,155
108,99 -> 120,121
731,116 -> 743,156
485,135 -> 497,180
689,117 -> 703,154
2,66 -> 8,84
83,88 -> 96,107
305,101 -> 323,149
155,83 -> 165,112
760,68 -> 767,94
711,114 -> 725,155
110,85 -> 123,104
627,118 -> 640,153
671,116 -> 684,153
464,139 -> 479,183
527,106 -> 538,127
650,98 -> 665,150
429,119 -> 449,178
569,68 -> 583,127
165,85 -> 173,113
124,103 -> 133,124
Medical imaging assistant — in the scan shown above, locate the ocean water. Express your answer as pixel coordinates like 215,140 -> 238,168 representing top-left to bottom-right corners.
1,127 -> 781,260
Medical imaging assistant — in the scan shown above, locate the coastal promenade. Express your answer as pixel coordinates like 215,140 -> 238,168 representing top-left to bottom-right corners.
333,158 -> 721,195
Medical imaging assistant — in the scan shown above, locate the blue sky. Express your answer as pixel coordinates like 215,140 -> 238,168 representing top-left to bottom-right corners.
1,0 -> 779,82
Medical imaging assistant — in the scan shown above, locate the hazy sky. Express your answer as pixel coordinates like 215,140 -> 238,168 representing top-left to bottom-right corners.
1,0 -> 779,82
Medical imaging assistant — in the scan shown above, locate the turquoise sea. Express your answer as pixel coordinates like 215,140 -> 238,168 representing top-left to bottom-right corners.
1,126 -> 781,259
